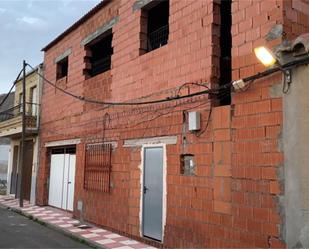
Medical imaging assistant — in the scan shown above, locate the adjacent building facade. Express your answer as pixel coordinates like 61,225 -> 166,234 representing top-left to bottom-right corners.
0,93 -> 14,183
0,65 -> 43,204
36,0 -> 309,248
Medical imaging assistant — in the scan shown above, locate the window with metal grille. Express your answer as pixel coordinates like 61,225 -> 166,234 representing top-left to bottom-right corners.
84,143 -> 112,192
140,0 -> 169,54
85,30 -> 113,77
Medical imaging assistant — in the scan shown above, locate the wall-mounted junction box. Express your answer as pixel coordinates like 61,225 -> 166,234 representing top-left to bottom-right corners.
188,111 -> 201,131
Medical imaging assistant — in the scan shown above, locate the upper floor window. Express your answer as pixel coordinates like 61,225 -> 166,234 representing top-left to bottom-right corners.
85,30 -> 113,77
56,57 -> 68,80
140,0 -> 169,54
19,93 -> 23,113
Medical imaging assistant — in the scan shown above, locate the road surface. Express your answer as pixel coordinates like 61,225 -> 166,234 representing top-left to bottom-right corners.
0,207 -> 91,248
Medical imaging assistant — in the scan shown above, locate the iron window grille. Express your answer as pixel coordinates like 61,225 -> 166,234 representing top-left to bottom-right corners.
86,31 -> 113,77
147,24 -> 169,52
84,143 -> 112,193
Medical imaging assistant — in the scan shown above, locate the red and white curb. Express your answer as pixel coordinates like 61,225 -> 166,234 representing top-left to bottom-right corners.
0,196 -> 157,249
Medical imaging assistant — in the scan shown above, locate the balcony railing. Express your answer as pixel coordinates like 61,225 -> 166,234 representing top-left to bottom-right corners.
0,102 -> 39,128
148,24 -> 169,52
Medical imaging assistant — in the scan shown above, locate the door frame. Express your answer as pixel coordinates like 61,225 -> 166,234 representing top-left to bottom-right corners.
48,146 -> 76,211
139,144 -> 167,242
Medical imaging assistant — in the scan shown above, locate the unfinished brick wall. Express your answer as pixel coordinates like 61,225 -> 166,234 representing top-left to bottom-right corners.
37,0 -> 309,248
38,0 -> 220,247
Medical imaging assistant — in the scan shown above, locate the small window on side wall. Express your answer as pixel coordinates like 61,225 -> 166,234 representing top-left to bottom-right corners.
140,0 -> 169,54
56,57 -> 68,80
180,154 -> 195,176
84,30 -> 113,78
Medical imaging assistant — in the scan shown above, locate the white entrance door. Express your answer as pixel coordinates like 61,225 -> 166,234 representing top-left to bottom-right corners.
48,154 -> 64,209
48,152 -> 76,211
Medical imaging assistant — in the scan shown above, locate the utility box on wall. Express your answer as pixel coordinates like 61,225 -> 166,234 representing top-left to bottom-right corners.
188,111 -> 201,131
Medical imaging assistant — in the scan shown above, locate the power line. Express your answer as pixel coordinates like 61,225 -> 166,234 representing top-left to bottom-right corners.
26,63 -> 217,106
0,68 -> 23,107
27,54 -> 309,108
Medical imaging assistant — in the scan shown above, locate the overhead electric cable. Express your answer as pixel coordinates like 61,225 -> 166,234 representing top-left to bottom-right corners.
27,56 -> 309,107
26,63 -> 216,106
0,68 -> 23,107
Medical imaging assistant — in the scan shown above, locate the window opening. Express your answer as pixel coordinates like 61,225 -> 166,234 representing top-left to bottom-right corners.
85,30 -> 113,77
219,0 -> 232,105
141,0 -> 169,53
56,57 -> 68,80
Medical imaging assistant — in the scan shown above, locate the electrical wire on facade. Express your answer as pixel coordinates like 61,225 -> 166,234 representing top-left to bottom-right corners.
26,63 -> 218,106
27,57 -> 309,109
26,56 -> 309,142
39,85 -> 232,138
40,90 -> 232,141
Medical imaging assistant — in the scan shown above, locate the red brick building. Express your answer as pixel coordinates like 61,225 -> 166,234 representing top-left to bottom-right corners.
37,0 -> 309,248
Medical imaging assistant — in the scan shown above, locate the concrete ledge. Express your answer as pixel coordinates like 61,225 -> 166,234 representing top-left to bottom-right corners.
54,48 -> 72,64
123,136 -> 177,147
44,138 -> 81,147
80,17 -> 119,46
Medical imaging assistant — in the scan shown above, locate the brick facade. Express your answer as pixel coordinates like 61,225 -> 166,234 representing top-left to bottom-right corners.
37,0 -> 309,248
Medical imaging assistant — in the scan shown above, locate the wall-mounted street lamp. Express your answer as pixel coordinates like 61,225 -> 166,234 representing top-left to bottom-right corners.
254,45 -> 292,93
254,46 -> 277,67
232,45 -> 292,92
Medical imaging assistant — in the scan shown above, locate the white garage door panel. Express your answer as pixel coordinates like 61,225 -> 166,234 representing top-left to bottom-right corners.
48,154 -> 65,209
67,155 -> 76,211
61,154 -> 69,210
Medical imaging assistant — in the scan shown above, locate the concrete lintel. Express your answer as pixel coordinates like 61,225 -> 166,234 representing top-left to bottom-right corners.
80,16 -> 119,46
123,136 -> 177,147
54,48 -> 72,64
44,138 -> 81,148
132,0 -> 153,11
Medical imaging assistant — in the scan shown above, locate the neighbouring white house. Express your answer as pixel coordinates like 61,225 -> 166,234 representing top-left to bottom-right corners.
0,93 -> 14,184
0,64 -> 43,203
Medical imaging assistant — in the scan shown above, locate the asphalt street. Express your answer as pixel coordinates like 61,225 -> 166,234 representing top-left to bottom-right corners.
0,207 -> 91,248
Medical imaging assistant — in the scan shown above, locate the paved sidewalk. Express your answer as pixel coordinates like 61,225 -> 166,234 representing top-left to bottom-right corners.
0,195 -> 156,249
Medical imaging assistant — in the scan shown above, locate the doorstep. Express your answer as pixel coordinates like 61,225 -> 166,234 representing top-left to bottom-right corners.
0,195 -> 157,249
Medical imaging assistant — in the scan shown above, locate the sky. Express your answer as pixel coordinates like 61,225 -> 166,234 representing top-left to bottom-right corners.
0,0 -> 101,94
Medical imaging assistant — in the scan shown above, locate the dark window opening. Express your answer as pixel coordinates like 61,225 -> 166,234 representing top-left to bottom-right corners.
56,57 -> 68,80
86,30 -> 113,77
219,0 -> 232,105
141,0 -> 169,54
180,154 -> 195,176
51,147 -> 76,154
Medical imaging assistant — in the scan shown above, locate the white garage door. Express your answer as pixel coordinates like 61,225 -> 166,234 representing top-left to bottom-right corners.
48,149 -> 76,211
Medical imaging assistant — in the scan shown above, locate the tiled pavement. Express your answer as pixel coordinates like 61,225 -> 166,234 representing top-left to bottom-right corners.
0,195 -> 157,249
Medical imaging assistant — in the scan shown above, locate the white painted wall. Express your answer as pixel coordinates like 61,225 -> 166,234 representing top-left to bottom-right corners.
0,144 -> 10,181
30,137 -> 39,204
6,140 -> 19,195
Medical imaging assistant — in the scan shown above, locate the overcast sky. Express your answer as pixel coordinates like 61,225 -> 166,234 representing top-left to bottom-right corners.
0,0 -> 101,94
